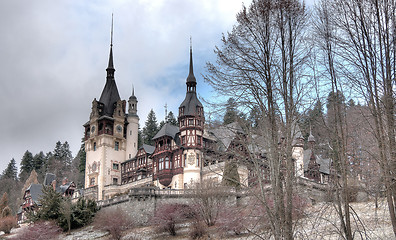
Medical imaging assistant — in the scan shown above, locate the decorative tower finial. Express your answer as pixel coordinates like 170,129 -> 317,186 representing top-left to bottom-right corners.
132,84 -> 135,96
106,14 -> 115,78
111,13 -> 114,47
164,103 -> 168,122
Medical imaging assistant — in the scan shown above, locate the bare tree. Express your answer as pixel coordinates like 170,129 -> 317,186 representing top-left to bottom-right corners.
315,0 -> 396,236
205,0 -> 309,239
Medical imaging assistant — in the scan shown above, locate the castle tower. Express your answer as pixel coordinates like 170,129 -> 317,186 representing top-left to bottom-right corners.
292,123 -> 305,177
126,87 -> 139,159
178,41 -> 205,188
83,20 -> 127,200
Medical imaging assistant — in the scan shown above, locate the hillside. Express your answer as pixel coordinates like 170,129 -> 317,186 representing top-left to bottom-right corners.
2,198 -> 393,240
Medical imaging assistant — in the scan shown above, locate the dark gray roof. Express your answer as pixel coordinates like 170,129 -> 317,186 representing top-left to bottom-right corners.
292,123 -> 304,146
179,93 -> 203,116
179,46 -> 203,116
26,184 -> 43,205
59,182 -> 75,194
99,46 -> 121,116
210,122 -> 244,150
153,123 -> 180,140
142,144 -> 155,154
303,149 -> 330,175
43,173 -> 56,186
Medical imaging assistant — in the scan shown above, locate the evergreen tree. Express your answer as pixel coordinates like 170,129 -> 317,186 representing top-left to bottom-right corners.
79,142 -> 86,173
167,111 -> 178,126
2,159 -> 17,180
249,106 -> 262,128
33,151 -> 46,175
19,150 -> 34,182
138,129 -> 143,148
223,98 -> 238,125
61,141 -> 73,168
159,120 -> 166,130
222,159 -> 240,189
36,185 -> 62,220
142,109 -> 159,146
53,141 -> 63,159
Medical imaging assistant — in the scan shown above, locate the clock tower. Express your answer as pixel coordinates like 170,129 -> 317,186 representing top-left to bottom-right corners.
178,43 -> 204,187
83,24 -> 131,200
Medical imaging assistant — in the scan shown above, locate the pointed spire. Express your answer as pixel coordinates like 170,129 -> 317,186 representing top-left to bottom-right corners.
188,36 -> 194,78
186,36 -> 197,92
132,84 -> 135,96
308,126 -> 316,143
106,14 -> 115,79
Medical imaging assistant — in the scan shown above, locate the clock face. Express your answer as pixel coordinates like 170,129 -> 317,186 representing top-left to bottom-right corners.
116,125 -> 122,133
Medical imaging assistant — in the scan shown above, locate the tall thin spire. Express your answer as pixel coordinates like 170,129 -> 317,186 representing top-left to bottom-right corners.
186,37 -> 197,93
110,13 -> 114,47
188,36 -> 194,79
107,14 -> 115,78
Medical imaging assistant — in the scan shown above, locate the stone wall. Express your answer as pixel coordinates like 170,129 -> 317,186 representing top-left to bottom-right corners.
95,178 -> 331,225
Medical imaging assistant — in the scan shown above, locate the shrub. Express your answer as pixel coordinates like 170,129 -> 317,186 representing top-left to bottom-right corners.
9,220 -> 61,240
93,207 -> 133,240
217,205 -> 245,236
0,216 -> 17,234
189,220 -> 207,239
2,206 -> 12,217
151,203 -> 192,236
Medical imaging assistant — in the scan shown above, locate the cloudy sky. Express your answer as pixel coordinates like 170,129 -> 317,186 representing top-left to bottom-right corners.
0,0 -> 315,173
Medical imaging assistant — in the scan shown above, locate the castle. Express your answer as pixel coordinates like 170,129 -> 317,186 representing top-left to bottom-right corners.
83,39 -> 331,201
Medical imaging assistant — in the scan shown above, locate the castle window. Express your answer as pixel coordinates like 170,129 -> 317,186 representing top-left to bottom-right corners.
115,141 -> 119,151
90,177 -> 95,186
165,157 -> 170,169
184,154 -> 187,167
113,163 -> 119,170
197,136 -> 201,146
112,178 -> 118,185
159,158 -> 163,171
182,136 -> 186,145
188,119 -> 194,126
196,154 -> 199,167
130,130 -> 132,135
181,119 -> 185,127
93,142 -> 97,151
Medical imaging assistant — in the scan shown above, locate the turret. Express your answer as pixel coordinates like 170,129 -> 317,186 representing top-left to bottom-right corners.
126,86 -> 139,159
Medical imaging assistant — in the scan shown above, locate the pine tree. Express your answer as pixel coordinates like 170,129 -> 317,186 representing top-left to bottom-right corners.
2,159 -> 17,180
223,98 -> 238,125
61,141 -> 73,168
33,151 -> 46,174
19,150 -> 34,182
222,159 -> 240,189
142,109 -> 159,146
167,111 -> 178,126
36,185 -> 62,220
79,142 -> 86,173
138,129 -> 143,147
